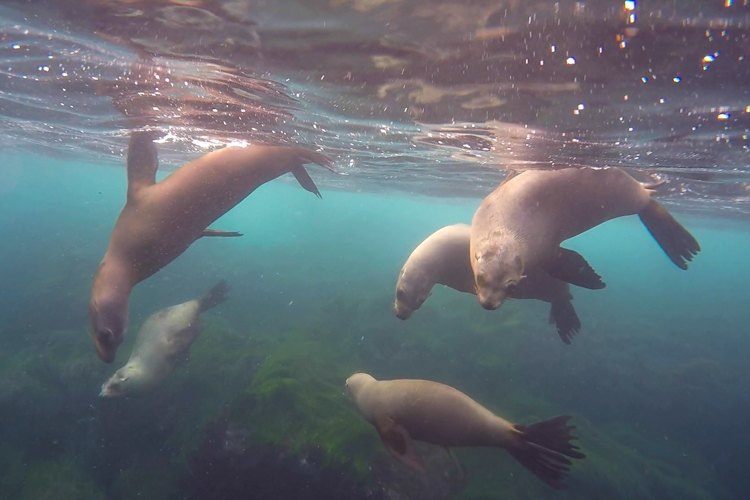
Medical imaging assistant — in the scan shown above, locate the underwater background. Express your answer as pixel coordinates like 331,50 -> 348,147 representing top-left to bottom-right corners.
2,0 -> 750,498
1,154 -> 749,499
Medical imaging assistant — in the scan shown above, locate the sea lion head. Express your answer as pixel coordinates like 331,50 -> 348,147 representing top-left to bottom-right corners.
345,372 -> 376,401
474,242 -> 525,310
89,294 -> 128,364
393,267 -> 432,320
99,364 -> 144,398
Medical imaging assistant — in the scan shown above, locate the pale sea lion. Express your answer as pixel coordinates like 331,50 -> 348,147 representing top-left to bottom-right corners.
90,131 -> 333,362
100,281 -> 228,398
470,167 -> 700,310
346,373 -> 585,489
394,224 -> 582,343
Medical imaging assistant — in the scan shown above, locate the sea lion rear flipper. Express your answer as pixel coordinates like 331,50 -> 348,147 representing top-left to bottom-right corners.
545,248 -> 606,290
548,299 -> 581,344
126,131 -> 159,199
292,167 -> 323,198
201,229 -> 243,238
375,416 -> 425,473
509,415 -> 585,490
638,199 -> 700,270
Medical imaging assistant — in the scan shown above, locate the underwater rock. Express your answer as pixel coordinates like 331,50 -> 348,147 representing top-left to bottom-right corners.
181,417 -> 371,500
183,416 -> 466,500
365,442 -> 467,500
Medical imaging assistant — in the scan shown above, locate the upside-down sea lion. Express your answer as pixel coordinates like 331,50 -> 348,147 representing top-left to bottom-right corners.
345,373 -> 584,489
89,131 -> 333,362
394,224 -> 582,343
100,281 -> 228,397
470,167 -> 700,310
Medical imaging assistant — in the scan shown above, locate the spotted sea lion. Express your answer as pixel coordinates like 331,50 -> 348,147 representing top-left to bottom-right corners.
394,224 -> 582,343
470,167 -> 700,310
100,281 -> 228,398
90,131 -> 333,362
345,373 -> 585,489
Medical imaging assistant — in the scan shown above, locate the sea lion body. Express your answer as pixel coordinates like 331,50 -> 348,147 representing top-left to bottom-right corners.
351,376 -> 513,447
473,168 -> 649,268
100,281 -> 228,397
395,224 -> 581,342
470,167 -> 700,310
346,373 -> 584,489
89,132 -> 332,362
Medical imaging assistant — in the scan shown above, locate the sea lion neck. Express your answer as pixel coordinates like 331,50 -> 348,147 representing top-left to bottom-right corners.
92,256 -> 134,299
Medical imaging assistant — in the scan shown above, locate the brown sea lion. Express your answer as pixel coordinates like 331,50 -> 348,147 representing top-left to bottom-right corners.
346,373 -> 585,489
89,132 -> 333,362
394,224 -> 581,343
100,281 -> 228,398
470,167 -> 700,310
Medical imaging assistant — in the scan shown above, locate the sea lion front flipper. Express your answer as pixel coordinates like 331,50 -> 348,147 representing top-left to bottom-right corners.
126,131 -> 159,200
443,446 -> 466,479
375,416 -> 425,473
548,299 -> 581,344
201,229 -> 243,238
545,248 -> 606,290
292,167 -> 323,198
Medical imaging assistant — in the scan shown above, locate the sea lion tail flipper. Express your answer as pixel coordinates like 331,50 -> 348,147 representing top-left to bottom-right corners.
294,148 -> 336,173
126,130 -> 159,199
292,167 -> 323,198
201,229 -> 243,238
638,199 -> 700,270
375,416 -> 425,473
545,248 -> 606,290
641,178 -> 667,191
548,300 -> 581,345
289,147 -> 336,198
198,281 -> 230,312
509,415 -> 585,490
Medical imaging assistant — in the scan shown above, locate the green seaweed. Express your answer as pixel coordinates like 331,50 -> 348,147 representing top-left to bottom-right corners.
13,457 -> 103,500
0,284 -> 743,498
227,328 -> 380,478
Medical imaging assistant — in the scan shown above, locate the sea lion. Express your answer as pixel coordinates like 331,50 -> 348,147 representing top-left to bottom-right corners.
394,224 -> 582,343
100,281 -> 228,397
470,167 -> 700,310
345,373 -> 585,489
89,131 -> 333,362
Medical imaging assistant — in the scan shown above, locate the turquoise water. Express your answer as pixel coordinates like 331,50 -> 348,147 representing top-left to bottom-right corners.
1,153 -> 749,498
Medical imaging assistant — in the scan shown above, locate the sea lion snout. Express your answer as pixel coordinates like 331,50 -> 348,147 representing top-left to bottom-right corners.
89,289 -> 129,363
99,377 -> 121,398
94,328 -> 122,364
394,277 -> 429,320
393,302 -> 413,320
100,366 -> 138,397
478,290 -> 505,310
